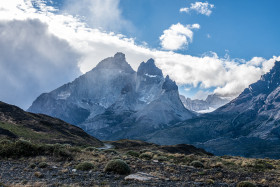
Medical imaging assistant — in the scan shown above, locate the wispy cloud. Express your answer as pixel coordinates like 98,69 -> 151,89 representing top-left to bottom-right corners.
159,23 -> 200,51
180,1 -> 214,16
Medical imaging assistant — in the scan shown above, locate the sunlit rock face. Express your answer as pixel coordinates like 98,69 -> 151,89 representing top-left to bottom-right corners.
28,53 -> 194,140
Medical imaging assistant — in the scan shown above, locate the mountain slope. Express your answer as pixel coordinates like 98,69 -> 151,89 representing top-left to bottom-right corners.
146,61 -> 280,159
0,101 -> 103,146
28,53 -> 194,140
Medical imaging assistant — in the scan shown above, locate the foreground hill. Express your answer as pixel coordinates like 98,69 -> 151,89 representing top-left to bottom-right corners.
147,61 -> 280,159
0,139 -> 279,186
28,53 -> 194,140
0,101 -> 103,147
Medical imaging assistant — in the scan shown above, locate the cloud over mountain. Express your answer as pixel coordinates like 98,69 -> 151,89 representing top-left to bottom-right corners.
0,19 -> 80,109
0,0 -> 279,109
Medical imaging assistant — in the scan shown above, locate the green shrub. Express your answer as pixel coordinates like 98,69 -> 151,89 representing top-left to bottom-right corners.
104,159 -> 130,175
206,179 -> 215,185
190,161 -> 204,168
253,160 -> 274,170
0,141 -> 74,159
53,147 -> 72,160
154,155 -> 168,162
85,147 -> 97,152
140,149 -> 151,154
0,139 -> 12,145
139,153 -> 153,160
38,162 -> 48,168
102,149 -> 118,155
0,139 -> 39,158
34,172 -> 44,178
14,139 -> 38,156
68,147 -> 81,153
237,181 -> 256,187
126,150 -> 140,157
29,163 -> 36,169
75,162 -> 95,171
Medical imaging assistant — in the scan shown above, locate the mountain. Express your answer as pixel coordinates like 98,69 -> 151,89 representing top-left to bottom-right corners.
180,94 -> 229,113
28,53 -> 194,140
28,52 -> 135,125
146,61 -> 280,158
0,101 -> 103,146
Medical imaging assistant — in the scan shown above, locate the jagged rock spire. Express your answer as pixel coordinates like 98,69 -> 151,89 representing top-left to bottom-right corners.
137,58 -> 163,77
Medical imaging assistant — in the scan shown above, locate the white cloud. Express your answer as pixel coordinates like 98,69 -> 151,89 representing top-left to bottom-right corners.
62,0 -> 133,32
246,57 -> 266,67
154,53 -> 280,99
180,1 -> 214,16
159,23 -> 200,51
0,0 -> 279,108
190,23 -> 200,29
179,7 -> 189,13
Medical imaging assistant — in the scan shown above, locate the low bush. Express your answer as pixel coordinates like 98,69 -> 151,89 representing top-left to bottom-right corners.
34,172 -> 44,178
29,163 -> 36,169
140,149 -> 151,154
154,155 -> 168,162
0,139 -> 39,158
38,162 -> 48,168
190,161 -> 204,168
104,159 -> 130,175
0,140 -> 73,159
75,162 -> 95,171
237,181 -> 256,187
0,139 -> 12,145
68,147 -> 82,153
139,153 -> 153,160
53,147 -> 73,160
126,150 -> 140,157
253,160 -> 274,170
102,149 -> 118,155
85,147 -> 97,152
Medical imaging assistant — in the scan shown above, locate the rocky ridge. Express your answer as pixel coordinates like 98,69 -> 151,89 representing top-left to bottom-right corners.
147,61 -> 280,158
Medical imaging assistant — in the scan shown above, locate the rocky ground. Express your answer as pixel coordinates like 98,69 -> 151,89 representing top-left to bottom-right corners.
0,140 -> 280,187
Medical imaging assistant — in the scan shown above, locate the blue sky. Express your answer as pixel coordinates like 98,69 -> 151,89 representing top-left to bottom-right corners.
119,0 -> 280,60
120,0 -> 280,98
0,0 -> 280,108
49,0 -> 280,60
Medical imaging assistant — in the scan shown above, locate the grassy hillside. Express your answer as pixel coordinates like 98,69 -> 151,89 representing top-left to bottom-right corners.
0,101 -> 103,147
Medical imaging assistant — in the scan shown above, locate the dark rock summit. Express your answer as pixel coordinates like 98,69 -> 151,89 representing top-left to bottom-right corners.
137,58 -> 163,77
